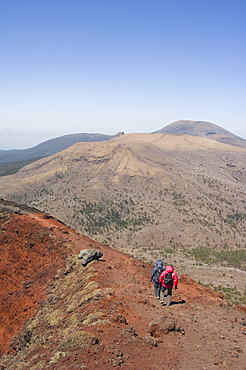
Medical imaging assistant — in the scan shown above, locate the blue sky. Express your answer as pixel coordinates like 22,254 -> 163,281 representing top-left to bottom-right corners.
1,0 -> 246,146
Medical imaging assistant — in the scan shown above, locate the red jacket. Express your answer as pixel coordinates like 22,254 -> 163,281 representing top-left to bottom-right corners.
159,266 -> 178,289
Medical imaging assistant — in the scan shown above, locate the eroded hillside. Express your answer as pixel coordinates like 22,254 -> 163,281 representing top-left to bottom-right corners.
0,202 -> 246,369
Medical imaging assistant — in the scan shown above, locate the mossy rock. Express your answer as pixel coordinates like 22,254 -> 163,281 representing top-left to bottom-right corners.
66,285 -> 101,313
69,313 -> 79,325
26,317 -> 40,332
29,360 -> 47,370
82,311 -> 103,326
59,331 -> 99,351
47,308 -> 65,326
49,351 -> 67,364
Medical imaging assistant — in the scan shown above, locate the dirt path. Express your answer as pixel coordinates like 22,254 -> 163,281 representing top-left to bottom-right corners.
28,212 -> 246,369
1,210 -> 246,369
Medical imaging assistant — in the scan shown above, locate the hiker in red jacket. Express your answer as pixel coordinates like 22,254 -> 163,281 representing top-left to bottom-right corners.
159,265 -> 178,306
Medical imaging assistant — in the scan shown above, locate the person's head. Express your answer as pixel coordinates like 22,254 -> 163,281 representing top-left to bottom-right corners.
166,265 -> 174,273
156,259 -> 163,267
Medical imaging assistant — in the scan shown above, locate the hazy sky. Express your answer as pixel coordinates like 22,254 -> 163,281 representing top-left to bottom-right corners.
1,0 -> 246,141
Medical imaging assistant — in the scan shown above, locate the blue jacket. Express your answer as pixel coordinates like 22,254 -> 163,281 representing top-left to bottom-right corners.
150,259 -> 165,283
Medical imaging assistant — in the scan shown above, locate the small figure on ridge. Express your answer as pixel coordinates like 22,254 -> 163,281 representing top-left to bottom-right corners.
159,265 -> 178,306
149,259 -> 165,299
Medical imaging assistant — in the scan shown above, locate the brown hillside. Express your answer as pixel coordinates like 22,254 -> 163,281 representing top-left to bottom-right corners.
0,133 -> 245,298
0,203 -> 246,369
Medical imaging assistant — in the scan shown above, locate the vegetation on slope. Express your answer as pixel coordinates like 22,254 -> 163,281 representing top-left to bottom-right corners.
0,158 -> 43,176
0,134 -> 245,296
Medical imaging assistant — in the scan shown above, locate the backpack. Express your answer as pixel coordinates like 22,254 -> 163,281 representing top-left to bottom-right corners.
164,272 -> 173,285
155,267 -> 163,281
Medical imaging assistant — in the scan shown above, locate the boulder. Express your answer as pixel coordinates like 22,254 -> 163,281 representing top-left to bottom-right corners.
149,316 -> 184,337
78,249 -> 103,266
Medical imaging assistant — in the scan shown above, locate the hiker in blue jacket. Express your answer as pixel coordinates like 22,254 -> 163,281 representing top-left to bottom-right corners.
149,259 -> 165,299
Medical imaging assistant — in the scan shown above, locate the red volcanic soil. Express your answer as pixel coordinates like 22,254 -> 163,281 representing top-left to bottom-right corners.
0,207 -> 246,369
0,212 -> 70,354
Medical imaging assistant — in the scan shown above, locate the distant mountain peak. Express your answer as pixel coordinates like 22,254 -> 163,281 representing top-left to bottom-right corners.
153,120 -> 246,148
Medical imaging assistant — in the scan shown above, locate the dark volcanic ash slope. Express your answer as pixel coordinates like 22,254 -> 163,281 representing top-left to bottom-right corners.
0,202 -> 246,369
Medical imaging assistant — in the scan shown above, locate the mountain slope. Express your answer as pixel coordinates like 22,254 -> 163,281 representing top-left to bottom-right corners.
153,120 -> 246,148
0,200 -> 246,369
0,132 -> 114,164
0,133 -> 245,289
